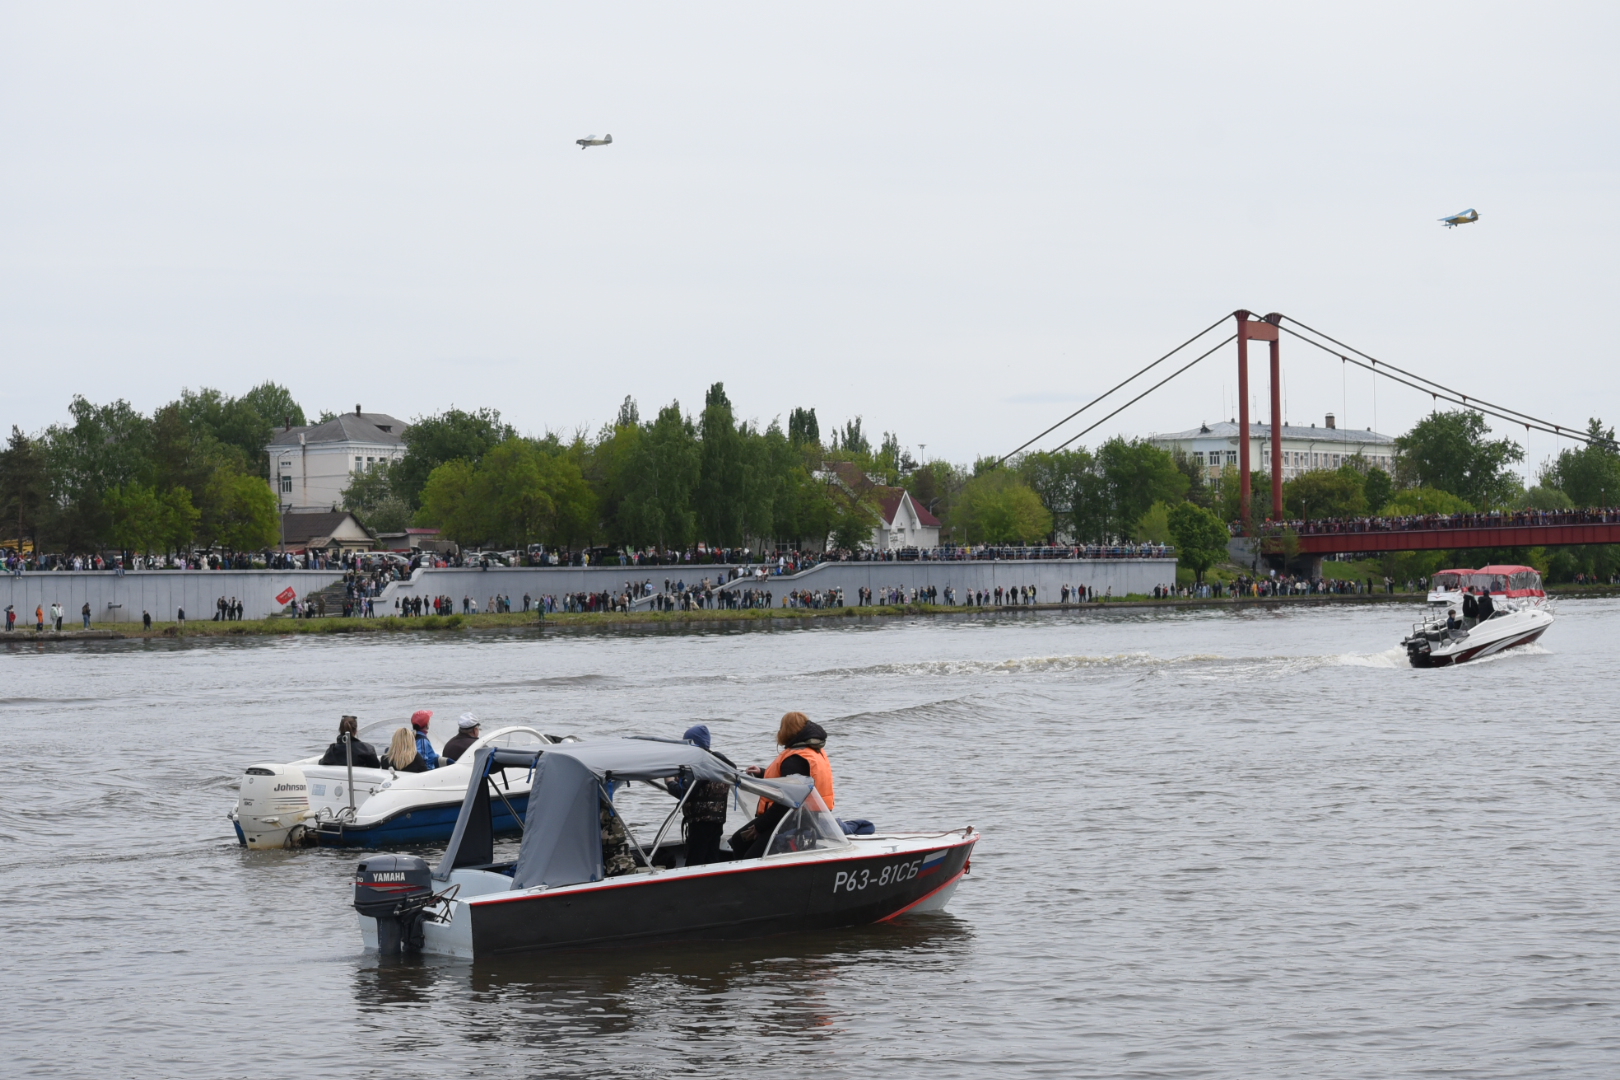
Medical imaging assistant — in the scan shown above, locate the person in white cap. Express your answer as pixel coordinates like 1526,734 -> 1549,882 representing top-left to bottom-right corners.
442,713 -> 481,763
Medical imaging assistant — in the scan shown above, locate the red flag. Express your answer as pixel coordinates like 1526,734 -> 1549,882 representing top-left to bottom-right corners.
276,587 -> 297,605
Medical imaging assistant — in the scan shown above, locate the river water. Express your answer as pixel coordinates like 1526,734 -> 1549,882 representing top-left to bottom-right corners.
1,601 -> 1614,1079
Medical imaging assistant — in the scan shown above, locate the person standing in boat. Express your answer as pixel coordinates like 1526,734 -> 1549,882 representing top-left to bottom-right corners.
1461,587 -> 1479,629
734,712 -> 836,858
318,715 -> 381,768
1476,587 -> 1496,622
665,724 -> 734,866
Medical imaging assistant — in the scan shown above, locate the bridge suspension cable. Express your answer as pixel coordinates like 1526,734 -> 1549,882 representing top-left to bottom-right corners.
1048,333 -> 1236,453
996,313 -> 1232,464
1006,310 -> 1607,464
1276,319 -> 1603,445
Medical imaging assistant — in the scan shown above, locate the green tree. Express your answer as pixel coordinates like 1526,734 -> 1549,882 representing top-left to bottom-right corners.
105,484 -> 166,555
588,416 -> 644,548
1284,466 -> 1369,520
342,460 -> 412,533
416,459 -> 480,544
954,469 -> 1053,543
0,427 -> 50,550
1217,466 -> 1272,530
1167,501 -> 1230,582
1017,448 -> 1109,544
159,486 -> 201,553
621,402 -> 700,551
208,471 -> 281,550
1136,501 -> 1171,544
614,395 -> 640,428
172,383 -> 305,478
1523,484 -> 1575,511
237,382 -> 307,433
1541,419 -> 1620,507
831,417 -> 870,456
1362,462 -> 1394,513
695,383 -> 751,547
395,407 -> 515,508
787,407 -> 820,447
1170,448 -> 1212,509
44,396 -> 155,550
1395,410 -> 1524,508
828,491 -> 881,552
461,438 -> 597,550
1380,487 -> 1474,516
1097,437 -> 1188,538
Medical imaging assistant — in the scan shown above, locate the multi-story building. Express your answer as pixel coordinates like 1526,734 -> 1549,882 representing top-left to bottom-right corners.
1149,413 -> 1395,486
265,407 -> 408,513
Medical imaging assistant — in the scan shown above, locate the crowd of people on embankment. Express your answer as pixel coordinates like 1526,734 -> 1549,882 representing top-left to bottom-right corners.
2,541 -> 1177,578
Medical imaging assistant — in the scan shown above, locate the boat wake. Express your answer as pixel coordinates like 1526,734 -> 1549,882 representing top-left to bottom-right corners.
1333,647 -> 1409,669
793,653 -> 1226,680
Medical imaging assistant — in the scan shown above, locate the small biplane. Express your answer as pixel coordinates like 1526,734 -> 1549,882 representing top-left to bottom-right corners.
1439,208 -> 1479,228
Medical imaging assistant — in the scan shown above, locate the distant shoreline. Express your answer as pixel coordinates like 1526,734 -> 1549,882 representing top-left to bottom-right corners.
6,586 -> 1609,643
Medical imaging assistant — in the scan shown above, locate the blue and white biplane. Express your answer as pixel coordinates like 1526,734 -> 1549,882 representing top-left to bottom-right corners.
1439,208 -> 1479,228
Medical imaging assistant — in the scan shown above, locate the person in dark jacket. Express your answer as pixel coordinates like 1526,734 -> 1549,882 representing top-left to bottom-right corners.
442,713 -> 481,763
318,715 -> 381,768
1476,588 -> 1496,621
665,724 -> 734,866
1461,588 -> 1479,629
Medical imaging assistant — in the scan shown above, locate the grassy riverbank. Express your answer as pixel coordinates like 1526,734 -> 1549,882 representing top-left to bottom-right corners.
0,590 -> 1476,642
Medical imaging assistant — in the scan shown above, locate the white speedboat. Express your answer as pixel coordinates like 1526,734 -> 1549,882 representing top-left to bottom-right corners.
230,719 -> 563,849
1401,589 -> 1553,669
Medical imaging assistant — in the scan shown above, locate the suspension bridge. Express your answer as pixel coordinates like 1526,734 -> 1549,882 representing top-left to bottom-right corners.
1007,310 -> 1620,556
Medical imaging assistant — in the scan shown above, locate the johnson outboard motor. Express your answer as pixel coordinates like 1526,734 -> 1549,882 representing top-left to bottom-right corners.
353,854 -> 434,954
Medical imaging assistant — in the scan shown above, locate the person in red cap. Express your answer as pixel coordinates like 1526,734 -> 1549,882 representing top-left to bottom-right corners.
409,710 -> 443,769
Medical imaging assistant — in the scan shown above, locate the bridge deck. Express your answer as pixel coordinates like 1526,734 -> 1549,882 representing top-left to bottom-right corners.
1293,522 -> 1620,554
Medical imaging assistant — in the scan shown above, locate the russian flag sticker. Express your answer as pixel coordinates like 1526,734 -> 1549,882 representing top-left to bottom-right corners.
917,849 -> 949,878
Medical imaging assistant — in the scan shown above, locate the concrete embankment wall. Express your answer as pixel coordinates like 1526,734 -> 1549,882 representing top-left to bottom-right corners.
377,560 -> 1177,611
732,558 -> 1176,600
0,570 -> 345,623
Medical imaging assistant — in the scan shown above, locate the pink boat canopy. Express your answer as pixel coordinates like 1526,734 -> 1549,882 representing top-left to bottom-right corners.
1470,565 -> 1545,598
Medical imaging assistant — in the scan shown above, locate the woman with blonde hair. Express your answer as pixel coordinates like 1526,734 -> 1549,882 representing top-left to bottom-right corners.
383,726 -> 427,772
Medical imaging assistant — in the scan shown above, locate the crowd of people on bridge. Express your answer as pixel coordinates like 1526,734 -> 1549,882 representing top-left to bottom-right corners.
1240,507 -> 1620,537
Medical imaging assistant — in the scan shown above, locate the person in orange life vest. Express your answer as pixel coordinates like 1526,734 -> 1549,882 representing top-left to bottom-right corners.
734,711 -> 835,858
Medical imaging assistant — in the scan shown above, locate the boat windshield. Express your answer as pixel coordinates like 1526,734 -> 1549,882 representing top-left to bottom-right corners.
358,715 -> 457,748
765,790 -> 851,856
1511,570 -> 1543,593
478,727 -> 549,753
1468,573 -> 1509,594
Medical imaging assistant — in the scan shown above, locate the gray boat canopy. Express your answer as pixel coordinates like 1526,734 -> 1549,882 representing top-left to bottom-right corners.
433,738 -> 816,889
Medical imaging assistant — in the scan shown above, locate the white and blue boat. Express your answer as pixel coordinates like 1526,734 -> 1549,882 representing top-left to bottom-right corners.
230,720 -> 564,849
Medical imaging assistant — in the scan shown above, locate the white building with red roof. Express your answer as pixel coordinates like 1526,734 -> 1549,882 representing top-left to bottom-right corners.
822,462 -> 942,551
873,487 -> 942,551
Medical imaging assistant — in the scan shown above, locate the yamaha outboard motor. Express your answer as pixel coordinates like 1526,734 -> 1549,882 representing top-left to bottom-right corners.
353,854 -> 433,954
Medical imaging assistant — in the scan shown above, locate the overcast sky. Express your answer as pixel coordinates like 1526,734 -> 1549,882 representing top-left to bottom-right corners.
3,3 -> 1615,479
